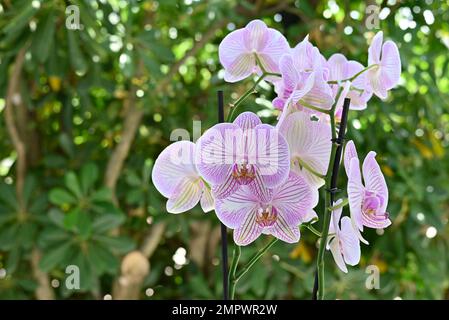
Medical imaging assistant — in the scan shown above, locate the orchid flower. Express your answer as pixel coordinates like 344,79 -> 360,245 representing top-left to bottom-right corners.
215,172 -> 318,246
327,53 -> 373,111
196,112 -> 290,199
151,141 -> 214,214
273,46 -> 334,114
218,19 -> 289,83
327,199 -> 361,273
366,31 -> 401,100
279,112 -> 331,188
344,140 -> 391,230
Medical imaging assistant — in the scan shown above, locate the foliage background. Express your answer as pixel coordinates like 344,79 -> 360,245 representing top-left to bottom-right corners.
0,0 -> 448,300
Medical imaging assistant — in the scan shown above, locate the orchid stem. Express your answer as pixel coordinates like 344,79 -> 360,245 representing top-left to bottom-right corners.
229,238 -> 278,299
296,157 -> 326,179
227,75 -> 265,122
303,224 -> 322,237
298,99 -> 332,115
312,95 -> 351,300
328,198 -> 349,211
327,64 -> 378,84
228,244 -> 241,300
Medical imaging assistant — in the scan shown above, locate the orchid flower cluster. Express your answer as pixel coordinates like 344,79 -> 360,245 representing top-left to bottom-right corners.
152,20 -> 400,299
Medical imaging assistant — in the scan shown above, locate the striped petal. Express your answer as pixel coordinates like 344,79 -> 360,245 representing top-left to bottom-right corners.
265,214 -> 300,243
211,170 -> 239,199
233,208 -> 263,246
152,141 -> 197,198
272,172 -> 318,226
347,157 -> 364,231
379,40 -> 401,91
362,151 -> 388,212
195,123 -> 237,185
233,111 -> 262,131
344,140 -> 359,178
215,186 -> 258,229
280,112 -> 331,188
339,216 -> 361,266
368,31 -> 383,65
253,124 -> 290,188
200,185 -> 214,213
257,28 -> 290,73
224,53 -> 256,83
166,177 -> 202,214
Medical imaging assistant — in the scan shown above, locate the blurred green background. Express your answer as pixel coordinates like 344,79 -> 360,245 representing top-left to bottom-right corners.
0,0 -> 448,300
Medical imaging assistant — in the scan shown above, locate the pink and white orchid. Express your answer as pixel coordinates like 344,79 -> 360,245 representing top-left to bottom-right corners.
215,172 -> 318,246
196,112 -> 290,199
279,112 -> 331,188
327,53 -> 373,111
327,199 -> 361,273
273,45 -> 334,114
152,141 -> 214,214
366,31 -> 401,100
218,19 -> 290,83
344,140 -> 391,230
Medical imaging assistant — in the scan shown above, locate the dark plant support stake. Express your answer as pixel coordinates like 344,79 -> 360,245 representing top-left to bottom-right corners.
312,98 -> 351,300
217,90 -> 229,300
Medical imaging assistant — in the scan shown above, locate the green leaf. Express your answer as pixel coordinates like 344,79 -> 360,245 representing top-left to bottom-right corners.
64,172 -> 83,199
39,241 -> 74,272
0,224 -> 19,251
48,208 -> 65,228
0,184 -> 19,211
80,163 -> 98,194
17,222 -> 38,250
90,188 -> 112,203
31,9 -> 55,63
87,243 -> 119,274
49,188 -> 77,206
6,246 -> 21,274
2,4 -> 37,35
58,133 -> 74,158
94,235 -> 135,254
92,213 -> 125,234
67,29 -> 88,76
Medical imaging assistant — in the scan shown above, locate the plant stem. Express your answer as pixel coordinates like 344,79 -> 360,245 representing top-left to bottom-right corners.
299,99 -> 332,114
229,238 -> 278,299
296,157 -> 326,179
303,224 -> 322,237
327,64 -> 378,84
312,93 -> 351,300
328,198 -> 349,211
235,238 -> 278,281
227,75 -> 265,122
228,244 -> 241,300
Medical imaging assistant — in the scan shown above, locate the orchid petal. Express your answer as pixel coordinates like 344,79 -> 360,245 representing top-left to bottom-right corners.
344,140 -> 358,178
348,157 -> 364,231
254,124 -> 290,188
233,209 -> 263,246
152,141 -> 197,198
196,123 -> 237,185
200,185 -> 214,213
233,111 -> 262,131
272,172 -> 317,226
215,186 -> 258,229
211,171 -> 239,199
280,112 -> 331,188
243,20 -> 268,52
380,40 -> 401,90
362,151 -> 388,211
339,216 -> 361,266
267,214 -> 300,243
329,237 -> 348,273
368,31 -> 383,65
166,177 -> 202,214
224,54 -> 256,83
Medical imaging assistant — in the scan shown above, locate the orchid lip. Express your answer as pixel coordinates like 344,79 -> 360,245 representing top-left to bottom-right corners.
255,205 -> 278,227
231,162 -> 256,185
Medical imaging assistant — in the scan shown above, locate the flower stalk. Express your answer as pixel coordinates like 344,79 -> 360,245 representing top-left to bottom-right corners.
312,97 -> 351,300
